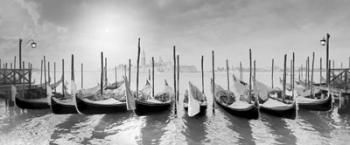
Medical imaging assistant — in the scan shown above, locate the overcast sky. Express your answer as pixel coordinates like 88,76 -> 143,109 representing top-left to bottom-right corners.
1,0 -> 350,70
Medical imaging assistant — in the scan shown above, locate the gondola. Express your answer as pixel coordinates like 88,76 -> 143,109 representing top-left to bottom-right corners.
233,74 -> 296,118
212,80 -> 259,119
135,80 -> 173,115
259,89 -> 297,118
14,86 -> 50,109
297,89 -> 332,111
183,82 -> 207,117
74,83 -> 127,114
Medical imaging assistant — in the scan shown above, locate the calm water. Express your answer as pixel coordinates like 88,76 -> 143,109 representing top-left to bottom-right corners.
1,71 -> 350,145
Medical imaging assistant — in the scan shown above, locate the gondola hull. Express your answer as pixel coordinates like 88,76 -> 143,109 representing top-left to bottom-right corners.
183,103 -> 207,116
15,96 -> 50,109
135,100 -> 172,115
298,90 -> 332,111
260,102 -> 297,119
215,99 -> 259,119
75,95 -> 127,114
51,97 -> 78,114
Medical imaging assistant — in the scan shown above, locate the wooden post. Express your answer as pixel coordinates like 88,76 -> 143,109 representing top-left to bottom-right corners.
272,59 -> 274,88
173,46 -> 177,116
105,57 -> 108,86
240,61 -> 243,81
320,57 -> 322,83
48,62 -> 50,84
282,54 -> 287,102
290,59 -> 292,88
81,63 -> 83,89
29,63 -> 32,88
152,57 -> 154,98
226,59 -> 230,91
44,56 -> 47,95
212,51 -> 215,113
54,62 -> 56,92
0,59 -> 1,69
136,38 -> 141,98
19,39 -> 22,70
292,52 -> 295,98
249,49 -> 252,103
40,60 -> 43,87
177,55 -> 180,101
71,55 -> 75,81
62,59 -> 65,97
201,55 -> 204,94
13,56 -> 16,83
100,52 -> 104,95
311,52 -> 315,96
307,57 -> 310,87
128,59 -> 131,87
298,67 -> 301,82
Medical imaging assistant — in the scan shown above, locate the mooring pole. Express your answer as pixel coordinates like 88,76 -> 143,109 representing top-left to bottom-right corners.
100,52 -> 104,95
136,38 -> 141,98
44,56 -> 47,96
311,52 -> 315,96
152,57 -> 155,98
81,63 -> 83,89
71,55 -> 75,82
173,46 -> 177,116
54,62 -> 56,92
62,59 -> 65,97
272,59 -> 274,88
282,54 -> 287,103
19,39 -> 22,70
128,59 -> 131,87
320,57 -> 322,83
212,50 -> 215,113
177,55 -> 180,102
226,59 -> 230,91
105,57 -> 108,86
201,55 -> 204,94
40,60 -> 43,88
249,49 -> 252,103
292,52 -> 295,98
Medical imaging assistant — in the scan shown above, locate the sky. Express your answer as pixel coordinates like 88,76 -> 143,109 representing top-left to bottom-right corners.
1,0 -> 350,70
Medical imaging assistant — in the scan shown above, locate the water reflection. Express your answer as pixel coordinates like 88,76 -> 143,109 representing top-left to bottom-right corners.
182,112 -> 208,144
260,114 -> 297,145
140,110 -> 172,145
0,99 -> 50,133
217,106 -> 255,145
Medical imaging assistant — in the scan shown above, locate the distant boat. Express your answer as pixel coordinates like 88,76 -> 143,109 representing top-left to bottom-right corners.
212,79 -> 259,119
135,80 -> 173,115
183,82 -> 207,117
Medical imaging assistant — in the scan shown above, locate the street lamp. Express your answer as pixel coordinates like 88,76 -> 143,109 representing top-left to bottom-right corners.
320,33 -> 330,85
19,39 -> 38,69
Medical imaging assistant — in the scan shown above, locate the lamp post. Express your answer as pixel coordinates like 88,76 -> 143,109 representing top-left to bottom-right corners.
320,33 -> 330,86
19,39 -> 37,69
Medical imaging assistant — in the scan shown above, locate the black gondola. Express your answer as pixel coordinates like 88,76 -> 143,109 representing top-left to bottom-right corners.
50,93 -> 77,114
183,82 -> 208,117
135,80 -> 173,115
213,82 -> 259,119
259,90 -> 297,119
297,89 -> 332,111
74,93 -> 127,114
14,87 -> 50,109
